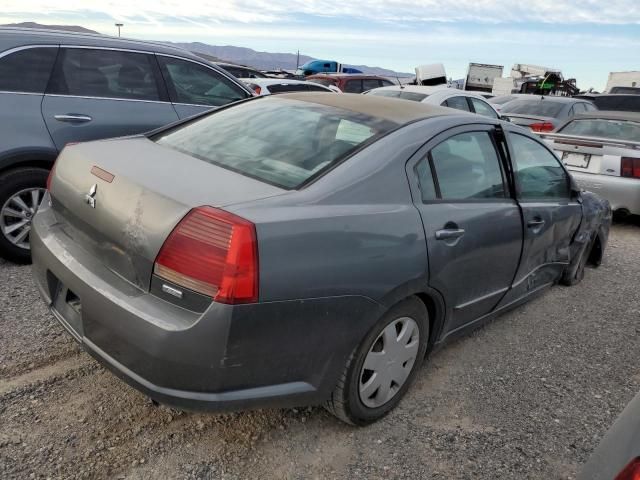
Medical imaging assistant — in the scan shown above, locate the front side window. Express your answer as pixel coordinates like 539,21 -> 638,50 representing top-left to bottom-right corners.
427,132 -> 506,200
158,56 -> 248,106
362,79 -> 381,91
443,96 -> 471,112
558,118 -> 640,142
155,98 -> 396,189
48,48 -> 161,101
0,47 -> 57,93
510,133 -> 570,200
470,98 -> 498,119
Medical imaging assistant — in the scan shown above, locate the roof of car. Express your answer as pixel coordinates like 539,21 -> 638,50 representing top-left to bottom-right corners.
0,27 -> 200,59
370,85 -> 450,94
506,95 -> 588,104
275,92 -> 458,124
571,110 -> 640,122
307,73 -> 393,80
243,78 -> 329,87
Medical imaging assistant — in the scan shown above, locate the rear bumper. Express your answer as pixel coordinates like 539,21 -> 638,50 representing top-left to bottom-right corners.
31,198 -> 381,411
569,171 -> 640,215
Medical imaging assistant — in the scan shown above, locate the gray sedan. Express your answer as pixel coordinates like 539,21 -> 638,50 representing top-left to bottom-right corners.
500,96 -> 597,132
31,93 -> 611,425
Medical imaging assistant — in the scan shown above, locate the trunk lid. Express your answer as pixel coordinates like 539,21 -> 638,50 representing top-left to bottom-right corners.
49,136 -> 286,290
503,114 -> 556,128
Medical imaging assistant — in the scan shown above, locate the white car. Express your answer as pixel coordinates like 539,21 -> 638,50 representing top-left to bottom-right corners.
365,85 -> 501,119
541,111 -> 640,217
240,78 -> 337,96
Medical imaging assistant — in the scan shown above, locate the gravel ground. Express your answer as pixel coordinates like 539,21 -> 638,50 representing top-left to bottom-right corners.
1,221 -> 639,480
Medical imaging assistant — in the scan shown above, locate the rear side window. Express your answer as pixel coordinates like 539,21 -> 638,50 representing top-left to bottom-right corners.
0,47 -> 57,93
158,56 -> 248,106
362,79 -> 381,91
424,132 -> 506,200
443,96 -> 471,112
48,48 -> 161,100
470,98 -> 498,119
344,80 -> 362,93
381,79 -> 395,87
154,98 -> 397,189
510,134 -> 570,200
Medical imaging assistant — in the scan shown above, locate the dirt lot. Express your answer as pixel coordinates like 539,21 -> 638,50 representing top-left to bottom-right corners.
1,221 -> 639,480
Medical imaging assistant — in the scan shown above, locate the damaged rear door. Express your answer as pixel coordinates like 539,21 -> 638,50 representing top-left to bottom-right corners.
497,132 -> 581,307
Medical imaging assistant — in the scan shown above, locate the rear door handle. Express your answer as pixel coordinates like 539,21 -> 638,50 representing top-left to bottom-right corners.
527,218 -> 546,228
54,114 -> 93,123
435,228 -> 465,240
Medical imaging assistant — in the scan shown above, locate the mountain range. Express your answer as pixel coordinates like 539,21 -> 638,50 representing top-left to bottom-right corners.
1,22 -> 412,77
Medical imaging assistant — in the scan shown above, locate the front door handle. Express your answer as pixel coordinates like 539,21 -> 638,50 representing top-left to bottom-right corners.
54,114 -> 93,123
527,218 -> 546,228
435,228 -> 465,240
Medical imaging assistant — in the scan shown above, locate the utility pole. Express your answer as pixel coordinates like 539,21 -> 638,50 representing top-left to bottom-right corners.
115,23 -> 124,37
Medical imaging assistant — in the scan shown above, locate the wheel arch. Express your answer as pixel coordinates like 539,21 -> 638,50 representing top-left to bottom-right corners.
0,148 -> 58,176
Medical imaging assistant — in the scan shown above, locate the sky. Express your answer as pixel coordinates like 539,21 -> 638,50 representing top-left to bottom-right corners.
2,1 -> 639,90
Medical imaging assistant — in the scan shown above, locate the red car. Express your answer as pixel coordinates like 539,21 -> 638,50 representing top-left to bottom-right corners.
307,74 -> 395,93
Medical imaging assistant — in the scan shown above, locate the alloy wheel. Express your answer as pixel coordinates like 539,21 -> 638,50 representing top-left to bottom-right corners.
0,187 -> 45,250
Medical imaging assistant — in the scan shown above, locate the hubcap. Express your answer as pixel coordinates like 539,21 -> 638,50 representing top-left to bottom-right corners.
359,316 -> 420,408
1,187 -> 45,250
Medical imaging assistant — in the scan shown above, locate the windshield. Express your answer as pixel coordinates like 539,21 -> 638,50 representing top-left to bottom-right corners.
501,99 -> 564,117
559,118 -> 640,142
367,90 -> 429,102
155,98 -> 397,189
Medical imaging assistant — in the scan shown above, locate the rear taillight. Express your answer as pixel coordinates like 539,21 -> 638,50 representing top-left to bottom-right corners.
615,457 -> 640,480
154,206 -> 258,304
529,122 -> 555,132
621,157 -> 640,179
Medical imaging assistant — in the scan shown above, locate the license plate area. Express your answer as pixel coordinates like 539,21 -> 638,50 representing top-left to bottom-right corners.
562,151 -> 591,168
49,273 -> 84,339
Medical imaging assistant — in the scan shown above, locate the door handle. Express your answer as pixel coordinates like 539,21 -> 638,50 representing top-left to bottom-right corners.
527,218 -> 546,228
54,114 -> 93,123
435,228 -> 465,240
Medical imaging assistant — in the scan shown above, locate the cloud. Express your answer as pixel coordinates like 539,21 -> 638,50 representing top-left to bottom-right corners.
3,0 -> 640,25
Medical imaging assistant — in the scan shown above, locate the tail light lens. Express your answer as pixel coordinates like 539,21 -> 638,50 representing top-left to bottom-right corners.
529,122 -> 555,132
615,457 -> 640,480
154,206 -> 258,304
621,157 -> 640,179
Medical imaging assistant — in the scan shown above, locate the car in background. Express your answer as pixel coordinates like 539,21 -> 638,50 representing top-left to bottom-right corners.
215,62 -> 267,79
242,78 -> 336,95
307,74 -> 396,93
0,27 -> 253,263
578,390 -> 640,480
499,96 -> 597,132
574,94 -> 640,113
365,85 -> 501,119
33,93 -> 610,426
541,111 -> 640,217
609,86 -> 640,95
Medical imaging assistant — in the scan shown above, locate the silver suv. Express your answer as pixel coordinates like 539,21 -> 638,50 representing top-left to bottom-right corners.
0,27 -> 253,262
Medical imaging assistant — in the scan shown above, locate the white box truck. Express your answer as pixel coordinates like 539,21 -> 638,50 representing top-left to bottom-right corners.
464,63 -> 504,93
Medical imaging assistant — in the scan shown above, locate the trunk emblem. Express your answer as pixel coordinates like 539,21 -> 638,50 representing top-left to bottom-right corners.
85,184 -> 97,208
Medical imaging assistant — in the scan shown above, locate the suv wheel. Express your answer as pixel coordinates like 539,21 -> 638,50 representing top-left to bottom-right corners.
0,167 -> 49,263
325,297 -> 429,425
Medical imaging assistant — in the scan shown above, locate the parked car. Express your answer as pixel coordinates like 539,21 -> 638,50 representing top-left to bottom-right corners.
365,85 -> 501,119
33,93 -> 610,425
499,96 -> 597,132
0,27 -> 253,262
306,74 -> 396,93
541,111 -> 640,217
242,78 -> 336,95
573,94 -> 640,113
487,93 -> 532,112
578,390 -> 640,480
215,62 -> 267,79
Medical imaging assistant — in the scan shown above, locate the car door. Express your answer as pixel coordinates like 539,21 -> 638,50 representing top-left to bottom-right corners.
41,47 -> 179,150
468,97 -> 499,119
496,132 -> 582,308
156,55 -> 251,119
406,125 -> 523,333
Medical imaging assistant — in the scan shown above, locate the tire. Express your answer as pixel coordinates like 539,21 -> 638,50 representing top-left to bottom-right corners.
0,167 -> 49,264
561,234 -> 597,286
325,297 -> 429,425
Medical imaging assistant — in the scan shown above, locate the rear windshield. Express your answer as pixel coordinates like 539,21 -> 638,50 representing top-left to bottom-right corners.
367,90 -> 429,102
501,99 -> 564,117
489,95 -> 516,105
558,118 -> 640,142
155,98 -> 397,189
